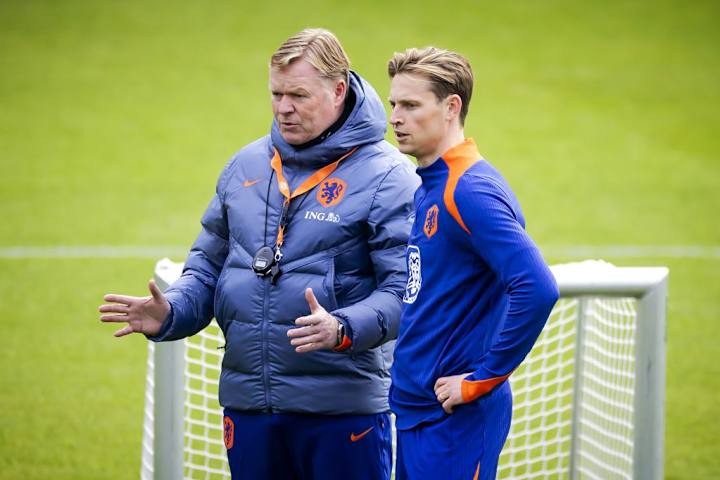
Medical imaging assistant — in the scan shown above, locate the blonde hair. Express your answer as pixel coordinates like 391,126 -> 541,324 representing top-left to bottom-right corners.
388,47 -> 473,124
271,28 -> 350,83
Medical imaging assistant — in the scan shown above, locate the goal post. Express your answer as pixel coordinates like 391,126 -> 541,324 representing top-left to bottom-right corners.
551,262 -> 667,480
140,259 -> 668,480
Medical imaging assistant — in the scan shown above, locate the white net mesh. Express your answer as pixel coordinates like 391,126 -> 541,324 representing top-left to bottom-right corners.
183,322 -> 229,479
572,298 -> 637,479
497,297 -> 637,479
498,298 -> 578,478
141,323 -> 230,480
142,297 -> 639,480
141,259 -> 663,480
141,343 -> 156,479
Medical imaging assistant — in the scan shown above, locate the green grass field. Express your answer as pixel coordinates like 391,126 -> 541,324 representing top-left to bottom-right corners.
1,0 -> 718,478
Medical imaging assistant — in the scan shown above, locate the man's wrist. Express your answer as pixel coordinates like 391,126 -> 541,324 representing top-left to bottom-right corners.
335,319 -> 345,346
332,315 -> 352,352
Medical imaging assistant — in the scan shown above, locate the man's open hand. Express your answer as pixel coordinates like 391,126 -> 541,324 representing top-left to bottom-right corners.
99,279 -> 170,337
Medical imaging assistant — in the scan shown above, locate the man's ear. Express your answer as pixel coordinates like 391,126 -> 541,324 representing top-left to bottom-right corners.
445,94 -> 462,122
334,79 -> 347,107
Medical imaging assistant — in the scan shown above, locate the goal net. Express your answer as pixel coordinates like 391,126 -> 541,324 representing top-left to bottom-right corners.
140,260 -> 667,480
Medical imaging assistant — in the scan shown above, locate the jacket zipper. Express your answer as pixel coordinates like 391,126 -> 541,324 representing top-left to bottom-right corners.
261,276 -> 272,412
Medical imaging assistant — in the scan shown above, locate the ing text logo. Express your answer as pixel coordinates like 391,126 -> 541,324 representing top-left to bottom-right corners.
304,210 -> 341,223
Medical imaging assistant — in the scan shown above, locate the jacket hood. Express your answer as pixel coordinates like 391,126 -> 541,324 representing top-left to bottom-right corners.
270,71 -> 387,168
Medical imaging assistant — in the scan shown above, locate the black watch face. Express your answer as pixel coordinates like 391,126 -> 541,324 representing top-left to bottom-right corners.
337,323 -> 345,345
252,246 -> 275,276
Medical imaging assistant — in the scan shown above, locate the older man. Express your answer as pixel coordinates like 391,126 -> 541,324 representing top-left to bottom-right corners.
100,29 -> 417,479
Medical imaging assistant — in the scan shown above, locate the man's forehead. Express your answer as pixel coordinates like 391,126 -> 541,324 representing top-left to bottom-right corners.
389,73 -> 436,100
270,60 -> 324,87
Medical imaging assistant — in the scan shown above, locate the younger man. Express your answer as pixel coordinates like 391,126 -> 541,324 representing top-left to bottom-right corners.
387,47 -> 559,479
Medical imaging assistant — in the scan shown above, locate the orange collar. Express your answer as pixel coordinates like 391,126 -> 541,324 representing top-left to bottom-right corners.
440,138 -> 480,165
269,147 -> 357,247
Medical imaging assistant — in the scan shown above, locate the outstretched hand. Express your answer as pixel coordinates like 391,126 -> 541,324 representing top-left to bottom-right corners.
99,279 -> 171,337
287,288 -> 340,353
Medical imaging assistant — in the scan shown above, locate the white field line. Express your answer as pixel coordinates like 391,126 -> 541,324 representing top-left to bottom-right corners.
541,245 -> 720,259
0,246 -> 188,259
0,245 -> 718,259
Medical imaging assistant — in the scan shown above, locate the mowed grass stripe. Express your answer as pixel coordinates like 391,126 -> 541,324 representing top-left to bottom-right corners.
1,245 -> 719,259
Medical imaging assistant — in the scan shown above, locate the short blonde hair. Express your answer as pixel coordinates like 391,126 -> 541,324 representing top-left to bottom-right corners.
388,47 -> 473,124
271,28 -> 350,83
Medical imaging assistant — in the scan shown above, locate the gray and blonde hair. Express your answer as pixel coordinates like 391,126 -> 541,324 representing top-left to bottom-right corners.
271,28 -> 350,83
388,47 -> 474,124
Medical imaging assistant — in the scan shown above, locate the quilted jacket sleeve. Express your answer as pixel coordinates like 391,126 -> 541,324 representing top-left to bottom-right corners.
148,158 -> 236,342
331,159 -> 419,352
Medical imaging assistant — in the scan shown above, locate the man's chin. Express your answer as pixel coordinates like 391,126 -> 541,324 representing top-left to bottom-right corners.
396,143 -> 415,156
280,131 -> 309,146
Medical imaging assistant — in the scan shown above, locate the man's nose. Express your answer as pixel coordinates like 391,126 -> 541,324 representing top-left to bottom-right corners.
389,108 -> 402,126
277,95 -> 295,115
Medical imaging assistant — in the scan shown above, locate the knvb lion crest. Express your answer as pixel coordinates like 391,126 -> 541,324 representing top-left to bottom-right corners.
224,416 -> 235,449
317,177 -> 347,207
424,205 -> 439,238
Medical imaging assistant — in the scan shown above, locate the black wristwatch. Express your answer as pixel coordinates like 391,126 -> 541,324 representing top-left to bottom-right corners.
336,321 -> 345,346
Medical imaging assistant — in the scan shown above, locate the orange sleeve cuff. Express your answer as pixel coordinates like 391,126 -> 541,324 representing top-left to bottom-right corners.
332,335 -> 352,352
461,372 -> 512,402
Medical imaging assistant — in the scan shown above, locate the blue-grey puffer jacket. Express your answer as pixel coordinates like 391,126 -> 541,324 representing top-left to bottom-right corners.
152,71 -> 419,415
